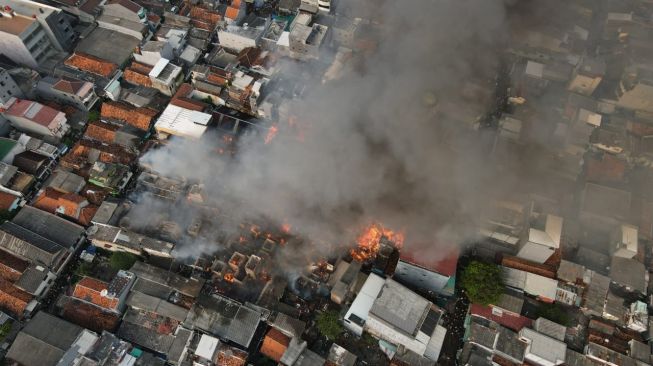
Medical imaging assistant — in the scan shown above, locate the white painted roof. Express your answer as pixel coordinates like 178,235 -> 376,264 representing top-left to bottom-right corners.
621,224 -> 638,253
527,214 -> 563,249
524,273 -> 558,300
196,334 -> 219,360
155,104 -> 210,139
344,273 -> 385,326
525,61 -> 544,78
149,58 -> 170,78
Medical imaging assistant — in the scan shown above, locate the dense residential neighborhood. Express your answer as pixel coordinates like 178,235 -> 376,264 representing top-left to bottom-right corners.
0,0 -> 650,365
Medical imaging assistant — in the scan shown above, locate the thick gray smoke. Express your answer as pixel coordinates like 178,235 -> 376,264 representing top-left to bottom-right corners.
138,0 -> 555,262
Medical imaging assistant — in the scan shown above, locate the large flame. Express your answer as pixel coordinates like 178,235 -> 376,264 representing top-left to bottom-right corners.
350,223 -> 404,262
264,124 -> 279,144
224,272 -> 235,283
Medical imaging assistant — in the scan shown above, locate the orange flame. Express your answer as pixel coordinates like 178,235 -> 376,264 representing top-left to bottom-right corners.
224,272 -> 235,283
264,124 -> 278,144
281,222 -> 291,234
350,223 -> 404,262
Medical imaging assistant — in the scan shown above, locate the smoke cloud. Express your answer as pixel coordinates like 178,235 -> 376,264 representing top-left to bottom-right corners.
136,0 -> 563,264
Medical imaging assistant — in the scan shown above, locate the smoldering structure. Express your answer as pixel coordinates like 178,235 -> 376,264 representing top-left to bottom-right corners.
132,0 -> 568,269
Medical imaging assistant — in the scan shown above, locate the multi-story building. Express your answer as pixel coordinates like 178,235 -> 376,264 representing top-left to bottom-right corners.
0,67 -> 23,108
2,0 -> 76,51
3,99 -> 69,141
289,22 -> 328,61
0,8 -> 57,68
36,76 -> 99,111
344,274 -> 447,362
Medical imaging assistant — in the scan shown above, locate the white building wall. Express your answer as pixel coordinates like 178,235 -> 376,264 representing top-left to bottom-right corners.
0,32 -> 37,68
0,70 -> 22,107
5,115 -> 55,137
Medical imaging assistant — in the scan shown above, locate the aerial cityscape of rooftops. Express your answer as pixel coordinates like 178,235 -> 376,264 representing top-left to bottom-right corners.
0,0 -> 652,365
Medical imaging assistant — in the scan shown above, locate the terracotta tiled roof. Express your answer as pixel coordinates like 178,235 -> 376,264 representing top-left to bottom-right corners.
79,206 -> 98,226
53,79 -> 87,95
0,248 -> 28,282
0,192 -> 18,212
64,140 -> 136,168
6,99 -> 63,127
225,6 -> 239,20
81,184 -> 110,206
123,69 -> 152,87
65,53 -> 118,78
189,6 -> 221,26
129,61 -> 153,75
501,255 -> 556,278
76,277 -> 107,292
207,72 -> 229,87
101,102 -> 158,131
60,296 -> 121,333
33,187 -> 65,213
32,188 -> 96,225
237,47 -> 263,68
216,344 -> 247,366
0,277 -> 33,318
585,154 -> 626,184
260,328 -> 290,362
627,121 -> 653,137
171,84 -> 208,111
147,13 -> 161,24
73,276 -> 120,311
190,19 -> 213,31
231,0 -> 241,8
400,248 -> 458,276
470,304 -> 532,332
85,121 -> 120,144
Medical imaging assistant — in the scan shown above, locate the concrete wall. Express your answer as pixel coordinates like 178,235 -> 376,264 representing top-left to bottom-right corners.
0,70 -> 23,107
0,33 -> 37,68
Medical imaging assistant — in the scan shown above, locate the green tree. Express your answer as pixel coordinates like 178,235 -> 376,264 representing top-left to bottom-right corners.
0,321 -> 12,341
461,261 -> 504,305
316,310 -> 343,340
109,252 -> 137,271
88,110 -> 100,122
536,303 -> 570,326
76,261 -> 93,277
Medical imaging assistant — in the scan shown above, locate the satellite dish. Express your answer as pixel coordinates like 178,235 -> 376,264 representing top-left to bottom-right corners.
100,289 -> 108,297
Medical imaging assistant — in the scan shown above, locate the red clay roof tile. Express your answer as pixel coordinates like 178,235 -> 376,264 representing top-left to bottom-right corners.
65,53 -> 118,78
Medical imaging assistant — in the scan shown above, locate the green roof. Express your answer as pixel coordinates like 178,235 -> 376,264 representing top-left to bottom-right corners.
0,139 -> 17,160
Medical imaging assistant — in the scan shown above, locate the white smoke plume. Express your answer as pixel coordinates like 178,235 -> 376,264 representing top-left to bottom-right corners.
136,0 -> 569,264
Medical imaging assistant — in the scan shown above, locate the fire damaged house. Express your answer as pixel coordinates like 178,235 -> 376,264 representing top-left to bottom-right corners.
88,223 -> 175,258
183,293 -> 262,349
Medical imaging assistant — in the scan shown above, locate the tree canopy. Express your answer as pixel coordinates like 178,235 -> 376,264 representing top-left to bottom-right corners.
109,252 -> 137,271
537,303 -> 570,326
316,310 -> 344,340
461,260 -> 504,305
